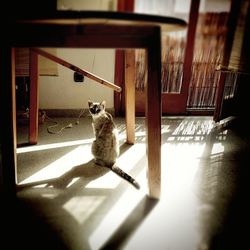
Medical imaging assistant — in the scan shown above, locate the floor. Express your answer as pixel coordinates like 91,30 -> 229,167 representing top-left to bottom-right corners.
2,115 -> 250,250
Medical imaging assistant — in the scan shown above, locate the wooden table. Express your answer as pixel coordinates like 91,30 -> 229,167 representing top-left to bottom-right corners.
2,11 -> 186,199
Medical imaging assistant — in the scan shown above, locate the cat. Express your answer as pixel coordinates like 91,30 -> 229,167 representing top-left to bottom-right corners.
88,100 -> 140,189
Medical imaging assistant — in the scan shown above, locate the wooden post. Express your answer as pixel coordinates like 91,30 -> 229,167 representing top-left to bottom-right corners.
214,0 -> 242,121
125,50 -> 135,144
114,50 -> 125,116
180,0 -> 200,110
117,0 -> 134,12
115,0 -> 135,116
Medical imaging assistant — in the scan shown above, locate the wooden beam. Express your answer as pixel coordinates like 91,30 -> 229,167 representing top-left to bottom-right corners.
180,0 -> 200,110
31,48 -> 122,93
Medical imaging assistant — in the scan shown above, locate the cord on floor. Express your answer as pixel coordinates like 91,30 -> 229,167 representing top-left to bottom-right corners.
41,109 -> 87,134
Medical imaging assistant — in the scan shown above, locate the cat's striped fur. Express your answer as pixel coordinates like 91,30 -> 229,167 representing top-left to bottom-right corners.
88,100 -> 140,189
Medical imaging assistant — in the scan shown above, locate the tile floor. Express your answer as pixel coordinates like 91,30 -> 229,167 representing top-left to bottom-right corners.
2,115 -> 249,250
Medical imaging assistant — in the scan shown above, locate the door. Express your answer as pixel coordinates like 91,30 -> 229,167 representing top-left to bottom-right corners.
214,0 -> 250,122
115,0 -> 231,116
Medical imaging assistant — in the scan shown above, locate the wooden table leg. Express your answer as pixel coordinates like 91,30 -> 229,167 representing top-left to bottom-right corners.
125,49 -> 135,145
29,49 -> 39,145
146,28 -> 162,199
0,47 -> 17,194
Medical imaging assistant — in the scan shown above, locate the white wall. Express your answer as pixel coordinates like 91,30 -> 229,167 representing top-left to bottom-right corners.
57,0 -> 117,11
39,0 -> 117,110
39,49 -> 115,109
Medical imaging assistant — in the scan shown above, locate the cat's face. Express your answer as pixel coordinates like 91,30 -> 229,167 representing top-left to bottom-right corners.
88,100 -> 106,117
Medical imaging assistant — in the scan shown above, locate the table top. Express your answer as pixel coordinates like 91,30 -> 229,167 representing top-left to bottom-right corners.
14,10 -> 187,33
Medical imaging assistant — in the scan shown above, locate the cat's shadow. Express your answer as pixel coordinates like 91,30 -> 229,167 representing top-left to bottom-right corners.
17,159 -> 109,190
17,142 -> 132,191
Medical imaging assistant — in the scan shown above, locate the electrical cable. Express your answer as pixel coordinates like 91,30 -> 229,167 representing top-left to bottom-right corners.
43,109 -> 87,134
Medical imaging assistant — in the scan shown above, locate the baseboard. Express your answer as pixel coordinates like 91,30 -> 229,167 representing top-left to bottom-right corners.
40,108 -> 115,118
17,108 -> 116,125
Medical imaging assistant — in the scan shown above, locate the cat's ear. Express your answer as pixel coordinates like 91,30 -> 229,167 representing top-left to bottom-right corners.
101,100 -> 106,108
88,100 -> 93,107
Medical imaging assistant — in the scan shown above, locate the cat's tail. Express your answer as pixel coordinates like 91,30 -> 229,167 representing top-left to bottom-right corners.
111,165 -> 140,190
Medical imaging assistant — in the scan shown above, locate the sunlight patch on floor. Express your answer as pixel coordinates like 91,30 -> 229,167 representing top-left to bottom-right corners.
211,142 -> 225,155
85,144 -> 146,189
119,131 -> 146,142
122,142 -> 205,250
19,145 -> 93,184
89,184 -> 145,250
16,138 -> 94,154
123,194 -> 200,250
87,140 -> 205,250
15,117 -> 216,250
161,142 -> 206,197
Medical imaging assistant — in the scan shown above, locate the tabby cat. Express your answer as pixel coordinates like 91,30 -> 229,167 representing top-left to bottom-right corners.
88,100 -> 140,189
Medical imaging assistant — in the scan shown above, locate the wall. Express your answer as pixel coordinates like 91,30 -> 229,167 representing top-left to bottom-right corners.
39,49 -> 115,109
57,0 -> 116,11
39,0 -> 117,110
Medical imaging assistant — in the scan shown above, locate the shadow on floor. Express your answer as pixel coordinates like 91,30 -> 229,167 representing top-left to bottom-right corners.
195,117 -> 250,250
100,195 -> 158,249
1,195 -> 76,249
16,142 -> 135,191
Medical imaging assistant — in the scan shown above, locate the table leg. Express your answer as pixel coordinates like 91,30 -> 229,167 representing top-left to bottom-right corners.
125,49 -> 135,145
29,49 -> 39,145
146,28 -> 162,199
0,47 -> 17,194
